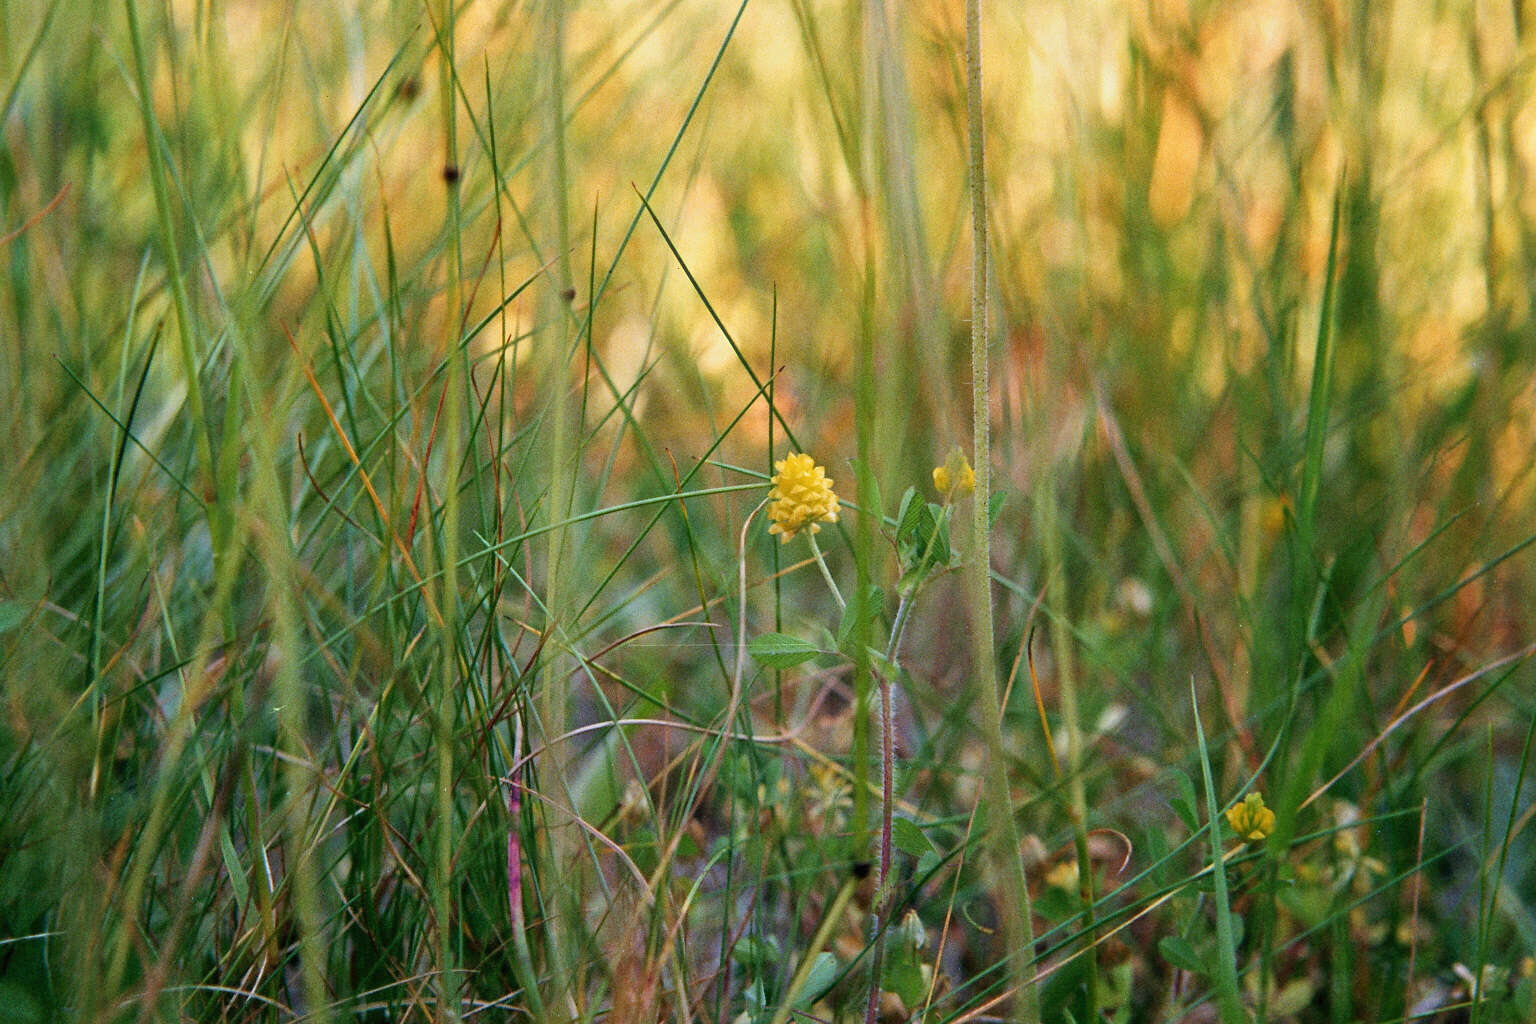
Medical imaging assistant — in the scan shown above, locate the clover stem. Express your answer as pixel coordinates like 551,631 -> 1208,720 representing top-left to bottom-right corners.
807,532 -> 846,609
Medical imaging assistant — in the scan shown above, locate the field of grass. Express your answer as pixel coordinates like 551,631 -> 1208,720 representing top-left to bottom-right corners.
3,0 -> 1536,1021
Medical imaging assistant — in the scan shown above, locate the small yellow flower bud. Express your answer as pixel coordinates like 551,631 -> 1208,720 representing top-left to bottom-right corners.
1260,496 -> 1291,537
767,453 -> 840,543
1225,792 -> 1276,843
933,448 -> 976,500
1044,860 -> 1080,891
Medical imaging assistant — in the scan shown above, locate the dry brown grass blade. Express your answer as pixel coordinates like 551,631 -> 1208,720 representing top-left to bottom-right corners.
0,182 -> 69,247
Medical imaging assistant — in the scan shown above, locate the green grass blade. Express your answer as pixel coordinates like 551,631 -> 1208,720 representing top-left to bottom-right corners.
1191,678 -> 1248,1024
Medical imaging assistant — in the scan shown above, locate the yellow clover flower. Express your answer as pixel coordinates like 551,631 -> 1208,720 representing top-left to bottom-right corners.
932,448 -> 976,501
767,453 -> 840,543
1225,792 -> 1276,843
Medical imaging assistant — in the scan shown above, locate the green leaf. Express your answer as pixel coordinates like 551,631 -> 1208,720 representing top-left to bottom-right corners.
0,600 -> 32,634
862,462 -> 886,525
931,510 -> 953,566
891,816 -> 934,857
731,935 -> 780,971
988,488 -> 1007,528
796,952 -> 839,1007
1157,935 -> 1206,976
1170,769 -> 1199,834
895,499 -> 952,592
896,500 -> 938,561
743,978 -> 768,1017
811,624 -> 839,658
835,584 -> 883,653
916,849 -> 941,879
881,946 -> 928,1009
896,486 -> 922,540
0,980 -> 46,1024
746,633 -> 822,669
896,564 -> 927,598
1278,883 -> 1331,928
1106,960 -> 1136,1024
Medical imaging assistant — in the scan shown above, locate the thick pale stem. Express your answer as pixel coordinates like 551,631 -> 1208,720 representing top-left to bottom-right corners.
963,1 -> 1040,1019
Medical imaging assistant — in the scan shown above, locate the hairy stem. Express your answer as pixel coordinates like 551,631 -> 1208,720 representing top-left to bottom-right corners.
963,0 -> 1039,1019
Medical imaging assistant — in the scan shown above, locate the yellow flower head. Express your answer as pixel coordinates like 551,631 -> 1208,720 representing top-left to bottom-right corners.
932,448 -> 976,501
767,453 -> 840,543
1225,792 -> 1276,843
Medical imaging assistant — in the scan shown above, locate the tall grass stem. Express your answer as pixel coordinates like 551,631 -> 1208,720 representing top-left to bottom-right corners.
963,1 -> 1038,1018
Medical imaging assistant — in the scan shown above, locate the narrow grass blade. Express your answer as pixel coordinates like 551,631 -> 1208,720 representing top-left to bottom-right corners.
1191,678 -> 1248,1024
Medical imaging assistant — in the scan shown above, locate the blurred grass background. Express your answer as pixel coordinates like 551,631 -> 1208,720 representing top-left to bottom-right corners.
2,0 -> 1535,1020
